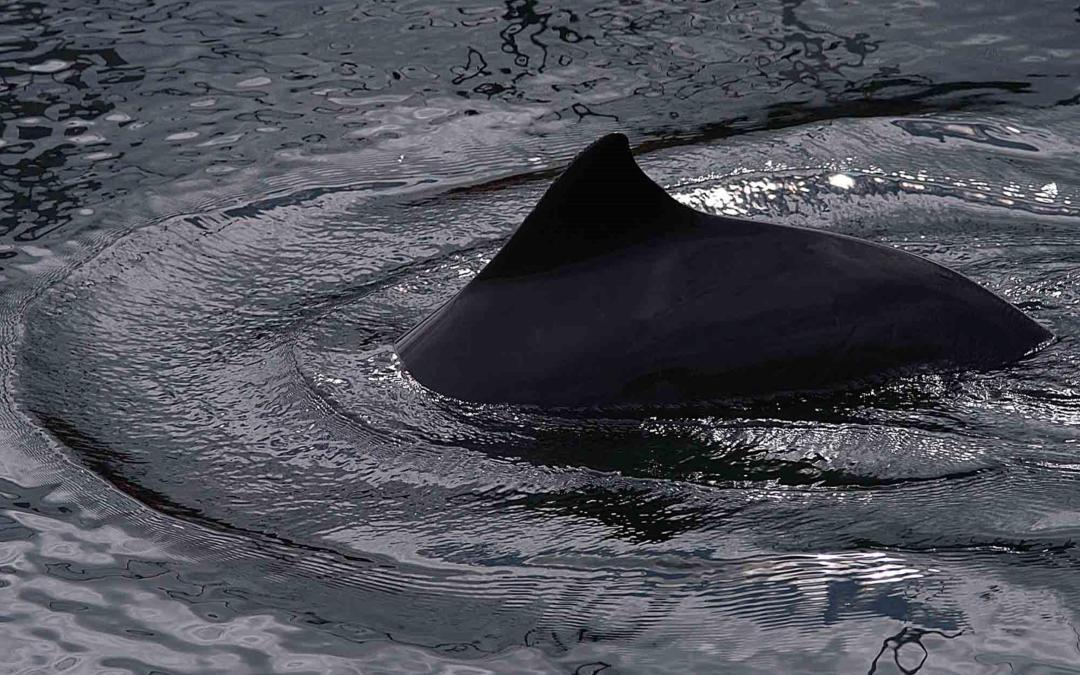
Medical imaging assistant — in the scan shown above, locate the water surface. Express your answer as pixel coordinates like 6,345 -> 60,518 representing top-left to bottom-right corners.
2,1 -> 1079,673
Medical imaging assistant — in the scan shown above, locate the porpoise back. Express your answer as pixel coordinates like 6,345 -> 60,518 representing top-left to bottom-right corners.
395,133 -> 1052,407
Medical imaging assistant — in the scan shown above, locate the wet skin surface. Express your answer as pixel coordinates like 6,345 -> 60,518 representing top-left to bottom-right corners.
396,133 -> 1052,406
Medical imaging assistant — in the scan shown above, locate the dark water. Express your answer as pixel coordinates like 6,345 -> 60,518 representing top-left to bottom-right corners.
2,1 -> 1079,672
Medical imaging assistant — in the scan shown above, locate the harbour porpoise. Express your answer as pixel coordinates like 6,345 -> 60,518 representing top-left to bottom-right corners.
395,133 -> 1052,407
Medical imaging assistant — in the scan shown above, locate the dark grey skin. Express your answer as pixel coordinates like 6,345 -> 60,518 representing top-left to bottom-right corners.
395,133 -> 1052,407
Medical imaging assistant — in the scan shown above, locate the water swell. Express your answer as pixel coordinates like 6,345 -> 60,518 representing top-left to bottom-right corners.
16,114 -> 1079,621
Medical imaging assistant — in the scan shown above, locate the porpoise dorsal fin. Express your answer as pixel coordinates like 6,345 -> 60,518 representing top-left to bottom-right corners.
476,133 -> 690,280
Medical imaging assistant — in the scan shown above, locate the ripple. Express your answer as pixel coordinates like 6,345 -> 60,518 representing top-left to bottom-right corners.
3,0 -> 1079,261
4,108 -> 1079,670
0,0 -> 1076,666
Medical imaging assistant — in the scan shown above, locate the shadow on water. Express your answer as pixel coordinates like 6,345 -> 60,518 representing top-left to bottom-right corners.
868,627 -> 965,675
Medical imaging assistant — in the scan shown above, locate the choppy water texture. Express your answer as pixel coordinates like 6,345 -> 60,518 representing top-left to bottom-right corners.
2,1 -> 1080,673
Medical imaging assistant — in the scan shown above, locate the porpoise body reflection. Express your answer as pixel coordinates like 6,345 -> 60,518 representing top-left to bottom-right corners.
396,133 -> 1051,407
